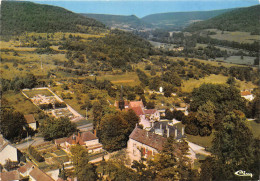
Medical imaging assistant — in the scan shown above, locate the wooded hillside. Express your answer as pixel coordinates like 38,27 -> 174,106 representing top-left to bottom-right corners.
1,1 -> 105,35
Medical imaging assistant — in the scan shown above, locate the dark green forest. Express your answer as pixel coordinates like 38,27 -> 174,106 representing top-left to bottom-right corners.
142,8 -> 233,30
186,5 -> 260,34
1,1 -> 105,35
82,14 -> 151,29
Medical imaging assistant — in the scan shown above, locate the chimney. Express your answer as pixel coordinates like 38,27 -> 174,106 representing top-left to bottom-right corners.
175,128 -> 177,138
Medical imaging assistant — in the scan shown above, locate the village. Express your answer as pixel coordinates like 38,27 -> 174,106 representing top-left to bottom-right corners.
0,84 -> 256,180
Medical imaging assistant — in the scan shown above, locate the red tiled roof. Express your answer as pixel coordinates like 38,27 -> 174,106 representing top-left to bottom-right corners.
67,131 -> 98,145
129,127 -> 166,151
18,162 -> 33,174
144,109 -> 157,114
131,107 -> 145,116
29,166 -> 54,181
54,137 -> 67,145
129,101 -> 144,108
241,91 -> 251,96
0,170 -> 21,181
24,114 -> 36,124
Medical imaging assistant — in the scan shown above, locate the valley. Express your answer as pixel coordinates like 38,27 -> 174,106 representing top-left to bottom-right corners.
0,1 -> 259,181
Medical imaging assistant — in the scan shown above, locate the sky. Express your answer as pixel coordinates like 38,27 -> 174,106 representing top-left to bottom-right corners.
6,0 -> 260,17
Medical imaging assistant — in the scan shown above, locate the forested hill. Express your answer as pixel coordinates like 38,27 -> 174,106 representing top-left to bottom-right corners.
1,1 -> 105,35
82,14 -> 151,29
185,5 -> 260,34
141,9 -> 233,30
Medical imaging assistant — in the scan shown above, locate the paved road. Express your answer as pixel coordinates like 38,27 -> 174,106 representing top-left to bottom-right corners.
187,141 -> 211,156
15,137 -> 45,150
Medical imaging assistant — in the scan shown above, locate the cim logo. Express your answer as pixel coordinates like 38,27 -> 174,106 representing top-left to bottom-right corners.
234,170 -> 253,178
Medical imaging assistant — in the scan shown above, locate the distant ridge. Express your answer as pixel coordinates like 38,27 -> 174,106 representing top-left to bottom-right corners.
1,1 -> 105,35
82,14 -> 152,29
141,9 -> 233,30
185,5 -> 260,34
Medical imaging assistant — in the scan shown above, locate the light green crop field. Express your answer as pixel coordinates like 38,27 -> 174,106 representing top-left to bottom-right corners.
208,29 -> 260,44
2,91 -> 39,114
215,56 -> 256,65
181,74 -> 256,93
23,89 -> 54,98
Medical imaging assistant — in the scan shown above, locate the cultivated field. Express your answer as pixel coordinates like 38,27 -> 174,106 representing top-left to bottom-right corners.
181,74 -> 256,92
208,29 -> 260,44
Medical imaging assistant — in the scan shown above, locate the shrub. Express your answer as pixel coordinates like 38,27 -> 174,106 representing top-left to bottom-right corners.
28,146 -> 45,162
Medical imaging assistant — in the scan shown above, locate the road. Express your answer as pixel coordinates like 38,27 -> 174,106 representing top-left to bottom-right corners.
15,137 -> 45,150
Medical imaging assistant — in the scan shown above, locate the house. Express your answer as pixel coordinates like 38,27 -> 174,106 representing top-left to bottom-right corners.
127,127 -> 167,163
0,162 -> 54,181
55,131 -> 103,153
18,162 -> 54,181
24,114 -> 38,130
149,121 -> 186,140
241,90 -> 255,101
0,134 -> 23,165
0,170 -> 21,181
115,100 -> 160,130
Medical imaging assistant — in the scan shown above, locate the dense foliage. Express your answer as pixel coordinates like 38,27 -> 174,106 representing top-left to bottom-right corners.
1,1 -> 105,35
186,5 -> 260,34
40,117 -> 77,140
70,145 -> 98,181
98,109 -> 139,152
60,30 -> 152,68
183,83 -> 248,136
200,112 -> 259,180
28,146 -> 45,162
0,108 -> 34,142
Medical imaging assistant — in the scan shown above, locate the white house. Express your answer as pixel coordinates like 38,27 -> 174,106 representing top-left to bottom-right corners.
241,90 -> 255,101
127,127 -> 167,163
0,134 -> 21,165
24,114 -> 38,130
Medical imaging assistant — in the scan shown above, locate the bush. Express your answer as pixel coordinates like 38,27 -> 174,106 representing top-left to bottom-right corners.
199,126 -> 212,136
55,101 -> 67,108
185,124 -> 199,136
28,146 -> 45,162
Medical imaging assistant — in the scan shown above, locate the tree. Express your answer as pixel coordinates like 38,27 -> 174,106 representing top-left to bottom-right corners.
98,113 -> 129,152
162,71 -> 182,87
200,111 -> 258,180
146,101 -> 155,109
152,137 -> 195,180
40,117 -> 77,140
122,109 -> 139,135
196,101 -> 215,136
70,145 -> 98,181
0,108 -> 32,142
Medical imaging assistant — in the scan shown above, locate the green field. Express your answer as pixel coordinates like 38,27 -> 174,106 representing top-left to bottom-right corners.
23,89 -> 54,98
181,74 -> 256,93
215,56 -> 256,65
248,120 -> 260,138
208,29 -> 260,44
2,91 -> 39,114
186,133 -> 214,148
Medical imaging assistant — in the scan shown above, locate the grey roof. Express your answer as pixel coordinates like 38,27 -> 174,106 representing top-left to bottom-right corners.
149,121 -> 186,140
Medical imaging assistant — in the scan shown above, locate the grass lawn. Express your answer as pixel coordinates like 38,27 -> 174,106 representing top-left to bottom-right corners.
2,91 -> 39,114
186,133 -> 214,148
96,72 -> 140,86
181,74 -> 256,93
54,149 -> 67,156
23,89 -> 54,98
248,120 -> 260,138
